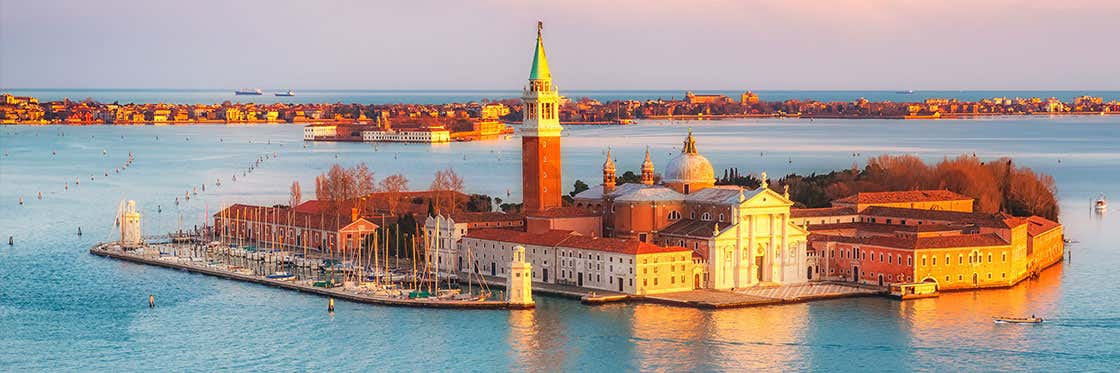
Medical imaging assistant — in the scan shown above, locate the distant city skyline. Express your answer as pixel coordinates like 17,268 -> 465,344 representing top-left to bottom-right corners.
2,0 -> 1118,90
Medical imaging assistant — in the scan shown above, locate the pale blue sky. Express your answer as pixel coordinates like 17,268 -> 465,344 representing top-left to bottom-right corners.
2,0 -> 1117,90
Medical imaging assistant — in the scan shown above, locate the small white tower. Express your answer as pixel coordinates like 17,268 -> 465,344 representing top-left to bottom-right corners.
507,245 -> 534,307
120,200 -> 142,248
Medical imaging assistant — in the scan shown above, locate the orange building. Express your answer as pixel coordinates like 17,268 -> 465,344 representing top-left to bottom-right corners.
806,191 -> 1063,290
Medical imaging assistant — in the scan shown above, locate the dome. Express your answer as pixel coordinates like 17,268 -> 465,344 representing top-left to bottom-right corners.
663,152 -> 715,184
662,130 -> 715,185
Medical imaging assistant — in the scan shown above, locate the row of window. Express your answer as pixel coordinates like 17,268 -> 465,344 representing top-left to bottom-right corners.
920,252 -> 1006,267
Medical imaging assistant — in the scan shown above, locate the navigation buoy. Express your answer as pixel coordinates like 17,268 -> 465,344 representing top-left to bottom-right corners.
18,196 -> 23,205
149,295 -> 155,308
328,298 -> 335,312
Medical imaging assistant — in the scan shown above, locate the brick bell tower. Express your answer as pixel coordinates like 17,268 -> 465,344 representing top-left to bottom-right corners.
521,21 -> 563,212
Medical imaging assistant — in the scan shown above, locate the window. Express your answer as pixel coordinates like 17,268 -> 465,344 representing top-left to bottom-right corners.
959,255 -> 964,264
718,213 -> 725,222
654,278 -> 658,286
988,254 -> 992,263
907,256 -> 912,266
932,256 -> 936,266
668,211 -> 681,220
1002,253 -> 1007,262
702,212 -> 712,221
922,256 -> 926,266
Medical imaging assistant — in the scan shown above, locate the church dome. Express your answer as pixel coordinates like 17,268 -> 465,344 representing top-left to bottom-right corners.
662,130 -> 715,185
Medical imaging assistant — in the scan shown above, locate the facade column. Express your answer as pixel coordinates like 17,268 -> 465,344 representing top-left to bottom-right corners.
767,213 -> 776,282
733,209 -> 742,288
747,213 -> 755,286
781,212 -> 789,283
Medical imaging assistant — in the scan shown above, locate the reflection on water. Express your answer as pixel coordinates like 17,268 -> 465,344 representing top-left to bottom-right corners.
1,118 -> 1119,370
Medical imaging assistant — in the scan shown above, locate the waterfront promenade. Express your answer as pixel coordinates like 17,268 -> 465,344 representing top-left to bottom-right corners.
89,242 -> 530,310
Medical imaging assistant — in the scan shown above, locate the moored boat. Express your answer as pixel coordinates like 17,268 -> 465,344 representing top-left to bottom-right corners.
993,316 -> 1043,324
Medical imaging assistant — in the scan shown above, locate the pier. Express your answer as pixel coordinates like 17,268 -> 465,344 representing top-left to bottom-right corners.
89,242 -> 531,310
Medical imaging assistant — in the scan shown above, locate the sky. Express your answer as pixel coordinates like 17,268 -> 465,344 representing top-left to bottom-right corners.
2,0 -> 1118,90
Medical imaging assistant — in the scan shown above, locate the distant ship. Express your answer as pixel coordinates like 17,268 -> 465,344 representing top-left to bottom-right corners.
235,88 -> 263,95
896,90 -> 915,94
275,90 -> 295,97
1096,194 -> 1107,213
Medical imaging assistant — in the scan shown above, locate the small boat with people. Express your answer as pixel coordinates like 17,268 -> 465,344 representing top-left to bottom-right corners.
1095,194 -> 1107,213
993,315 -> 1044,324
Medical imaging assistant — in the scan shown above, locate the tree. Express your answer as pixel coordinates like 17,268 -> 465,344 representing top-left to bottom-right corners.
569,179 -> 589,197
379,173 -> 410,214
314,163 -> 377,213
430,168 -> 465,214
289,180 -> 302,207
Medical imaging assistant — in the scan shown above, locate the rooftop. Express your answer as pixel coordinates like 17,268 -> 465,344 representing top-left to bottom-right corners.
834,190 -> 972,205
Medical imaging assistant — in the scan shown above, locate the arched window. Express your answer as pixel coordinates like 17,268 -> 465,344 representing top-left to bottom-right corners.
701,212 -> 712,221
668,211 -> 681,220
718,213 -> 725,222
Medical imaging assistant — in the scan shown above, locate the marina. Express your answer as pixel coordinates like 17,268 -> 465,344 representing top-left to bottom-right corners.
88,241 -> 529,309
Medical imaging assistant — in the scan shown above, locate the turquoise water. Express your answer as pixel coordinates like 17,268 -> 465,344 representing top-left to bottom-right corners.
5,89 -> 1120,105
1,117 -> 1118,371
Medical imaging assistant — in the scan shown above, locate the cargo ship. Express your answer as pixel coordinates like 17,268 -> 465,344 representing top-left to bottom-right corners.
275,89 -> 295,97
235,88 -> 263,95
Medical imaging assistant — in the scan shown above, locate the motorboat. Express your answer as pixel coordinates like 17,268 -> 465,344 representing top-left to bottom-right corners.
993,316 -> 1043,324
1095,194 -> 1107,213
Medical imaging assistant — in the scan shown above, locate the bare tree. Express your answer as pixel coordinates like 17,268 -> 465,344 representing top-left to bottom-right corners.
379,173 -> 410,215
290,180 -> 302,207
430,168 -> 465,214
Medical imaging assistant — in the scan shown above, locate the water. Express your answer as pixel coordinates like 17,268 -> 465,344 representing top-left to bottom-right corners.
6,88 -> 1120,105
1,117 -> 1118,371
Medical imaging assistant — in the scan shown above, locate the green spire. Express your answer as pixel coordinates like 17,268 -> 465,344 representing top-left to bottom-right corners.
529,21 -> 551,81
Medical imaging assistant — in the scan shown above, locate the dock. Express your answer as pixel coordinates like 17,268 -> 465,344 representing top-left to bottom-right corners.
642,283 -> 886,309
89,243 -> 530,310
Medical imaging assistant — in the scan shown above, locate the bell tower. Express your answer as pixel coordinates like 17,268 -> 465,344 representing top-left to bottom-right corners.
521,21 -> 563,212
603,148 -> 616,193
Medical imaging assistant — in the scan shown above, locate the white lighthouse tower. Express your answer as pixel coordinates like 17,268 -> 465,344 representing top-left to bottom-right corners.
119,200 -> 142,248
507,245 -> 535,307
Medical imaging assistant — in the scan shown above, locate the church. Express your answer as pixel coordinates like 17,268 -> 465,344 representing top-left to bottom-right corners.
429,22 -> 810,295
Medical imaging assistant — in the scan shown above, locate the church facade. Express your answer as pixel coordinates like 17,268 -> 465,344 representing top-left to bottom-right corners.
573,133 -> 809,290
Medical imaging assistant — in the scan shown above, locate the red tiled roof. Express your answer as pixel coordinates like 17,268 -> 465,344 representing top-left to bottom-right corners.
861,206 -> 1008,228
525,206 -> 600,218
215,204 -> 364,232
790,206 -> 857,218
809,232 -> 1008,250
1026,216 -> 1061,236
915,233 -> 1008,249
446,211 -> 523,223
561,235 -> 690,255
463,228 -> 689,255
658,219 -> 721,238
834,190 -> 972,204
464,228 -> 576,247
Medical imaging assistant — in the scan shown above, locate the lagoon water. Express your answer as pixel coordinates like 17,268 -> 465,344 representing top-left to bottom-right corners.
1,117 -> 1118,371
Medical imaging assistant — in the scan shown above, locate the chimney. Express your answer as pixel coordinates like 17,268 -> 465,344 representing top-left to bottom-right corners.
351,207 -> 359,222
